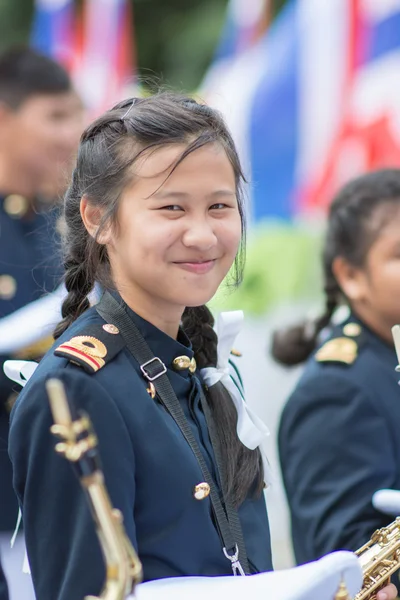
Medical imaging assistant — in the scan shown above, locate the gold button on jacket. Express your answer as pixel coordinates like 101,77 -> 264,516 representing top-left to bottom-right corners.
0,274 -> 17,299
193,482 -> 210,500
172,355 -> 196,374
4,194 -> 28,218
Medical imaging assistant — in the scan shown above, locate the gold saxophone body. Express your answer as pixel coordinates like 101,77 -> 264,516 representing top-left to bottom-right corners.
45,378 -> 143,600
351,518 -> 400,600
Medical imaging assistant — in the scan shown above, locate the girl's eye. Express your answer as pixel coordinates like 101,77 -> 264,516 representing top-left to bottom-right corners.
210,203 -> 228,210
160,205 -> 183,211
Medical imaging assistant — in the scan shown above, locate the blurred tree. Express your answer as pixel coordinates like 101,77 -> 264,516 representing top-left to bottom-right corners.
134,0 -> 228,91
273,0 -> 289,17
0,0 -> 33,51
0,0 -> 289,90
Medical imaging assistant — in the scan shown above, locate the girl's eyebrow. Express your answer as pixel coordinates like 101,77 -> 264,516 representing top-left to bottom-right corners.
152,190 -> 236,199
152,191 -> 189,199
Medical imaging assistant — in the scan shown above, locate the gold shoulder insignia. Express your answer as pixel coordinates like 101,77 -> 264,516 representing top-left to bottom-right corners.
55,336 -> 107,373
342,322 -> 362,337
54,323 -> 125,373
315,337 -> 358,365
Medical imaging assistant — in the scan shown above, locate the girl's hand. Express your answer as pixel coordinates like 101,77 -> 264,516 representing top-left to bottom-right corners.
377,583 -> 398,600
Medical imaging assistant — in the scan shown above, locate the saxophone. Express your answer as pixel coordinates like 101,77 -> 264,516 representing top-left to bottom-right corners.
348,518 -> 400,600
45,378 -> 143,600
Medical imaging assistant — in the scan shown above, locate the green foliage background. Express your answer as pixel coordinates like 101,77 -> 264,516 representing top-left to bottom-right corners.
210,222 -> 323,315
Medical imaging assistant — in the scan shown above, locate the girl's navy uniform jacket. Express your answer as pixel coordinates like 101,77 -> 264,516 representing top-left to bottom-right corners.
9,304 -> 272,600
279,314 -> 400,565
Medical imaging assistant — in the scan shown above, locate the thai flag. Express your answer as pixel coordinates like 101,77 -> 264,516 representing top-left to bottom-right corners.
204,0 -> 400,222
31,0 -> 76,71
74,0 -> 134,116
203,0 -> 271,112
215,0 -> 271,60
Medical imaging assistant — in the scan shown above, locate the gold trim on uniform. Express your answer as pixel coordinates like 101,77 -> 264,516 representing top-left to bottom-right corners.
172,355 -> 197,373
193,482 -> 210,500
102,323 -> 120,335
343,322 -> 362,337
0,274 -> 17,300
56,335 -> 107,372
315,337 -> 358,365
4,194 -> 28,218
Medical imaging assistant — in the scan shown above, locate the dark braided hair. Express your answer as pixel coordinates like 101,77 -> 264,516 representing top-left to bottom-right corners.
55,92 -> 263,506
271,168 -> 400,366
183,306 -> 264,504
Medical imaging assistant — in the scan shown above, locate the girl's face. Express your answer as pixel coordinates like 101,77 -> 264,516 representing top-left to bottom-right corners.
337,205 -> 400,342
104,143 -> 242,319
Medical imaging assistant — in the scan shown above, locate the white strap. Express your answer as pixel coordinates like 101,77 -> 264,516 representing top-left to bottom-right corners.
200,311 -> 271,483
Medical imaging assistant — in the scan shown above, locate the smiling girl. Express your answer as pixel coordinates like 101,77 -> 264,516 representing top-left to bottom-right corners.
8,94 -> 272,600
275,170 -> 400,600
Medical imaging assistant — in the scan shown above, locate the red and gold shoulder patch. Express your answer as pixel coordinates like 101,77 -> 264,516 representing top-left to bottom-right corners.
54,323 -> 125,374
55,336 -> 107,373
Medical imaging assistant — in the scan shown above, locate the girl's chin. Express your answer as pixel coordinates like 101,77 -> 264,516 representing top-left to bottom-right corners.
179,291 -> 219,308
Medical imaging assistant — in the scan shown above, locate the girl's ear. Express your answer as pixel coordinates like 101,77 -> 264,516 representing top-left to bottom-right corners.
80,196 -> 111,244
332,256 -> 367,303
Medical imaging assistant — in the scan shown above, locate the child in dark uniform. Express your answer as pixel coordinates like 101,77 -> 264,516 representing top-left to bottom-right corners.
275,170 -> 400,591
9,93 -> 272,600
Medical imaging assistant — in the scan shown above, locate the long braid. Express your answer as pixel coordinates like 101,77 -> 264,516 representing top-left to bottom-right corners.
54,259 -> 94,339
182,305 -> 264,507
182,306 -> 217,368
313,280 -> 339,334
271,272 -> 340,366
54,177 -> 97,339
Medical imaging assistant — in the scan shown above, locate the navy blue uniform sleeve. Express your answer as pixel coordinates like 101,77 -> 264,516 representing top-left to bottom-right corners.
9,367 -> 137,600
278,372 -> 396,564
0,355 -> 15,407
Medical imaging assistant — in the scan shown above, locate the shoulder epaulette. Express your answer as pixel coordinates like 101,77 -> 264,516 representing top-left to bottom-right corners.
54,322 -> 125,374
315,322 -> 363,366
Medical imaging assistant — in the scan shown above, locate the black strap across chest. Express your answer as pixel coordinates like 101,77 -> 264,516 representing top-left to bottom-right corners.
96,291 -> 250,575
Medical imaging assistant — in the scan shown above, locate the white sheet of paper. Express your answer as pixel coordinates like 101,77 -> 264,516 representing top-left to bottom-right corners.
132,550 -> 362,600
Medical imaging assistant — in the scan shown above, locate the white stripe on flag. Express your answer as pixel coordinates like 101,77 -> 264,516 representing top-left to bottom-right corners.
296,0 -> 350,184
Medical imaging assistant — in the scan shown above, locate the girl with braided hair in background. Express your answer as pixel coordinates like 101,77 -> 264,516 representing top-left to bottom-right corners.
275,170 -> 400,585
8,92 -> 273,600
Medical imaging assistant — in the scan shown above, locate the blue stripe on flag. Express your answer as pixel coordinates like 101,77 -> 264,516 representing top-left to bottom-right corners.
31,10 -> 54,55
367,11 -> 400,62
249,1 -> 298,220
215,13 -> 238,61
31,0 -> 74,62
